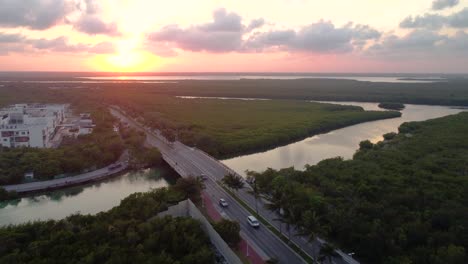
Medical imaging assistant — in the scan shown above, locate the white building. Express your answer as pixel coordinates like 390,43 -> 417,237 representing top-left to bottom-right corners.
0,104 -> 68,148
78,118 -> 94,135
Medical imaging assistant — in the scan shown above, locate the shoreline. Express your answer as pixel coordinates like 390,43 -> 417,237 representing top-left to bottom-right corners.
2,152 -> 129,195
215,111 -> 401,160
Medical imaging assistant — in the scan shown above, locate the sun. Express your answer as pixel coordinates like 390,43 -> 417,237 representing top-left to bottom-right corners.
90,39 -> 161,72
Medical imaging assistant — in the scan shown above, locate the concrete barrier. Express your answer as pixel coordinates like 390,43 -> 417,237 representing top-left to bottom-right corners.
157,199 -> 242,264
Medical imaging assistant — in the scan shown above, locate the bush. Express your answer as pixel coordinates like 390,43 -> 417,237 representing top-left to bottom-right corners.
213,219 -> 241,247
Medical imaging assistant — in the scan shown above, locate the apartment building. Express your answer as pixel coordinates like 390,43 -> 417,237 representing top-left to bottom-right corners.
0,104 -> 68,148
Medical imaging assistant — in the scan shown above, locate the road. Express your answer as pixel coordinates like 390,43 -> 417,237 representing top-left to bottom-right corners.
110,106 -> 359,264
2,151 -> 129,194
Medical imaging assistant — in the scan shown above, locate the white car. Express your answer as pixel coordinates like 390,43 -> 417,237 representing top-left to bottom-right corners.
247,215 -> 260,228
219,198 -> 228,207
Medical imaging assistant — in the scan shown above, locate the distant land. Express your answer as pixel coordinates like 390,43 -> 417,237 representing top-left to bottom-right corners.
0,71 -> 467,82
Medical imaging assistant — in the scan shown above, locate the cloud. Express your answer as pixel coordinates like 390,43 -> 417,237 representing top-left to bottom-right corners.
246,21 -> 381,53
86,41 -> 116,54
0,33 -> 24,43
149,9 -> 380,55
432,0 -> 459,10
0,0 -> 75,30
149,25 -> 243,52
448,7 -> 468,27
148,8 -> 246,53
199,8 -> 243,32
247,18 -> 266,32
366,29 -> 468,60
0,0 -> 120,36
0,34 -> 115,56
352,24 -> 382,40
400,8 -> 468,29
400,14 -> 446,30
78,0 -> 100,15
73,15 -> 120,36
30,37 -> 115,53
0,33 -> 26,55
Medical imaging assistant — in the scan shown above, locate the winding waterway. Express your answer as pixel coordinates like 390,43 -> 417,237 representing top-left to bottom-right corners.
222,102 -> 465,176
0,167 -> 172,226
1,101 -> 464,226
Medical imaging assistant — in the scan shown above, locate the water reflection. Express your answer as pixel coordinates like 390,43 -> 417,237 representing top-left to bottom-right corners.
222,102 -> 465,176
0,167 -> 172,226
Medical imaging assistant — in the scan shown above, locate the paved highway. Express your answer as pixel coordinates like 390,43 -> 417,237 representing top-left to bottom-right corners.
110,106 -> 360,264
111,107 -> 307,264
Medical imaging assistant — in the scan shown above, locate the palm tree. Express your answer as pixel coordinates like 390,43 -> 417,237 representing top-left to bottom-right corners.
265,189 -> 288,235
173,175 -> 205,204
297,210 -> 322,259
318,243 -> 339,264
222,173 -> 244,193
246,173 -> 260,215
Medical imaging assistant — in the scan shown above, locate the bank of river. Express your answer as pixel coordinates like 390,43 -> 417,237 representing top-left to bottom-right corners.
222,102 -> 465,176
0,166 -> 174,226
1,101 -> 464,226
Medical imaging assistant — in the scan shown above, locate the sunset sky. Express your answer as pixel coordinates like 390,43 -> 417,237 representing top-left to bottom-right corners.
0,0 -> 467,72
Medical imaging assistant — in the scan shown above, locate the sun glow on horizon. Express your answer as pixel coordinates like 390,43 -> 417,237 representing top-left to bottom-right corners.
90,39 -> 162,72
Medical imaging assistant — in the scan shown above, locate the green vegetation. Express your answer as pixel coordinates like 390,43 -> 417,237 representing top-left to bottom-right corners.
141,79 -> 468,106
1,83 -> 402,159
0,108 -> 124,185
103,92 -> 400,158
120,126 -> 162,169
213,219 -> 241,247
0,188 -> 18,201
378,102 -> 405,110
173,176 -> 205,204
249,112 -> 468,264
0,187 -> 214,263
222,173 -> 244,192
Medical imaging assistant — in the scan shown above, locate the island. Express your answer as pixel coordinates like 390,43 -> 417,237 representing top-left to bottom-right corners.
378,102 -> 405,110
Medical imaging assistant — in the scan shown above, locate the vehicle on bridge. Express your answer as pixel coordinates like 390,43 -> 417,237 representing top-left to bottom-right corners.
219,198 -> 228,207
247,215 -> 260,228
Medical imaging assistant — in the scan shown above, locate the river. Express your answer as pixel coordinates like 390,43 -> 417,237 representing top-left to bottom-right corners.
0,167 -> 173,226
222,102 -> 465,176
1,101 -> 464,226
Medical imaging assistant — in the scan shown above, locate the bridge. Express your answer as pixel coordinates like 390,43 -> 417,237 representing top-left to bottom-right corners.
110,106 -> 360,264
2,151 -> 129,194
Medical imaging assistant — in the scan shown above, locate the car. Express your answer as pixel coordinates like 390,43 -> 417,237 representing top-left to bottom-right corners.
200,174 -> 208,180
247,215 -> 260,228
219,198 -> 228,207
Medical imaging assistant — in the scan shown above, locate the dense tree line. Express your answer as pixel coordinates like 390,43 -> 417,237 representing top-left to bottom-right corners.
378,102 -> 405,111
0,108 -> 124,185
0,188 -> 215,264
102,94 -> 400,159
120,126 -> 162,169
87,78 -> 468,106
248,112 -> 468,264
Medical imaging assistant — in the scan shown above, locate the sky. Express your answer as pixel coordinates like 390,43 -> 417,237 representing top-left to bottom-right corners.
0,0 -> 467,73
